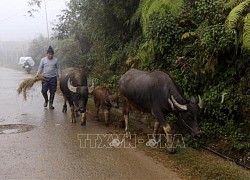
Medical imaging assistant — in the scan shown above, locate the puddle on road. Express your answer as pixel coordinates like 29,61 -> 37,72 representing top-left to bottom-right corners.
0,124 -> 36,134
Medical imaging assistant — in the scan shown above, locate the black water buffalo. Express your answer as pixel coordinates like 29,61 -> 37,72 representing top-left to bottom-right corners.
119,68 -> 203,153
93,86 -> 119,125
60,67 -> 94,125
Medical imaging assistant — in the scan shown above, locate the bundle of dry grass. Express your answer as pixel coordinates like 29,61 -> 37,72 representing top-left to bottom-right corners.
17,74 -> 45,100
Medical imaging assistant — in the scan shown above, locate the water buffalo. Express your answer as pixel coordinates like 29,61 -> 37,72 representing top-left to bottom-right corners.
119,68 -> 203,153
60,67 -> 93,125
93,86 -> 119,125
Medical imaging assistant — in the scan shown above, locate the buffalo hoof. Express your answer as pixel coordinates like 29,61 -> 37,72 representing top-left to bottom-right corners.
62,107 -> 67,113
119,121 -> 125,128
165,147 -> 176,154
81,121 -> 86,126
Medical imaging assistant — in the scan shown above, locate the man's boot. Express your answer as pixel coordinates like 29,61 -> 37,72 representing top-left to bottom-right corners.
49,94 -> 55,109
42,93 -> 48,107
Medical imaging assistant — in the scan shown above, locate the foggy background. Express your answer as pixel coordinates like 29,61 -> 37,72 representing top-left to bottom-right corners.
0,0 -> 68,67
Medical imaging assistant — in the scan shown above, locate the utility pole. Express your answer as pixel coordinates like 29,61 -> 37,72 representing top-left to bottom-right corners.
44,0 -> 50,40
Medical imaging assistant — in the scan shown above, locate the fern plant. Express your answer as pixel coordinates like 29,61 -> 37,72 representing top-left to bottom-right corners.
224,0 -> 245,10
131,0 -> 183,35
243,13 -> 250,50
225,0 -> 250,51
129,0 -> 184,68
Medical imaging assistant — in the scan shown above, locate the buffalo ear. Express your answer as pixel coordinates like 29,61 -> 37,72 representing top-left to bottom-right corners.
190,95 -> 203,109
190,96 -> 196,103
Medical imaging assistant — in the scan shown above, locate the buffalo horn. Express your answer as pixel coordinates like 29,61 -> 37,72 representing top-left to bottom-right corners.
171,95 -> 187,111
67,78 -> 77,93
168,99 -> 175,110
198,95 -> 203,109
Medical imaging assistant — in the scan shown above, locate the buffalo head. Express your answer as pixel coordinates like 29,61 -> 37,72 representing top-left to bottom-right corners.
108,93 -> 119,109
67,78 -> 88,113
168,95 -> 203,138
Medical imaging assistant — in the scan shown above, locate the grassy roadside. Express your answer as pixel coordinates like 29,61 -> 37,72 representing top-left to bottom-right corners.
129,121 -> 250,180
126,118 -> 250,179
86,99 -> 250,179
169,148 -> 250,179
140,144 -> 250,180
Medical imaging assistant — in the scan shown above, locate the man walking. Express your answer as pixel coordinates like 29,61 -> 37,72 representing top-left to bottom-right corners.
36,46 -> 60,109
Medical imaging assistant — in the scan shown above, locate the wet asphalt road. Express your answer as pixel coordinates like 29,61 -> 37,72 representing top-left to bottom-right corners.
0,67 -> 181,179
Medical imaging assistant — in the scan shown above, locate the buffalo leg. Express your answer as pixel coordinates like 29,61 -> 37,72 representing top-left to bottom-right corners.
70,105 -> 76,123
120,98 -> 130,128
162,124 -> 175,153
75,109 -> 80,117
153,121 -> 160,141
124,114 -> 130,137
104,109 -> 110,126
121,98 -> 130,137
62,95 -> 67,113
81,112 -> 86,126
152,109 -> 175,153
95,103 -> 100,121
68,100 -> 76,123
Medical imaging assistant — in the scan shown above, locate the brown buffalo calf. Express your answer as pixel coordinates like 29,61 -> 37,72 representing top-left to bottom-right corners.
93,86 -> 119,125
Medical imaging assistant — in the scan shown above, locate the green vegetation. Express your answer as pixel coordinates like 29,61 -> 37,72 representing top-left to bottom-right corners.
28,0 -> 249,165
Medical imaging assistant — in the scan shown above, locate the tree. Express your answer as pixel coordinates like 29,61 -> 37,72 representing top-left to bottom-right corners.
27,0 -> 42,17
27,35 -> 50,65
